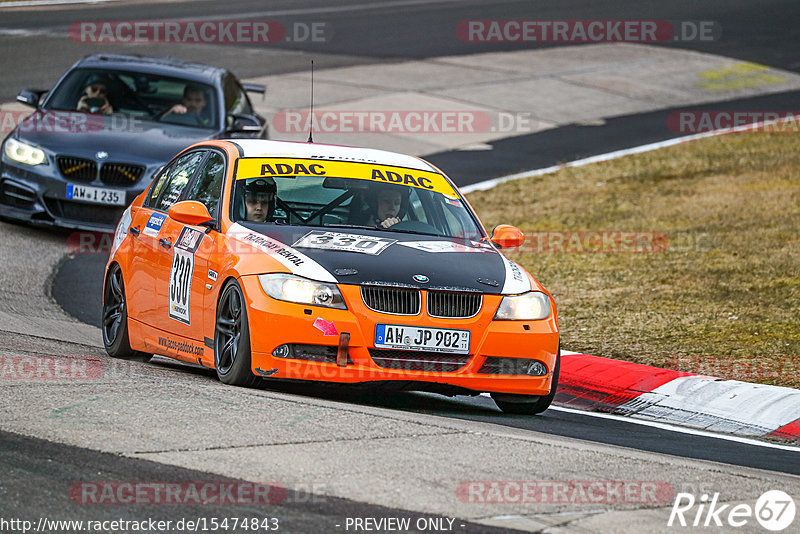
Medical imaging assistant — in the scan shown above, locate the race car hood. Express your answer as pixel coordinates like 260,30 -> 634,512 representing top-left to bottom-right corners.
232,223 -> 532,295
13,111 -> 212,168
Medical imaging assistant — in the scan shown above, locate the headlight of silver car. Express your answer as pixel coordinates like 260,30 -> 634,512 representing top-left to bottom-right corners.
258,273 -> 346,309
3,138 -> 46,166
494,291 -> 550,320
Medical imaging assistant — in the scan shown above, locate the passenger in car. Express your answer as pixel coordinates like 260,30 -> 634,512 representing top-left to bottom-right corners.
76,74 -> 114,115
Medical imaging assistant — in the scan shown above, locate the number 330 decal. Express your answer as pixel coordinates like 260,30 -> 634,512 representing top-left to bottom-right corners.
169,227 -> 204,325
293,230 -> 395,255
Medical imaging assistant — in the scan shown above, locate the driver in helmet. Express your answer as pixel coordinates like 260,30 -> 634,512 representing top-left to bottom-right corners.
244,178 -> 277,222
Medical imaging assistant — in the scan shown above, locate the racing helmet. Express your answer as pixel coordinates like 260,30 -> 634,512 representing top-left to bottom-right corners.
236,177 -> 277,221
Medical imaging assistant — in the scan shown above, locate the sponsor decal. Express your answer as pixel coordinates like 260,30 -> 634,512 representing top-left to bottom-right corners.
109,206 -> 132,257
207,269 -> 218,281
235,158 -> 458,199
397,241 -> 487,253
312,318 -> 338,336
499,255 -> 531,294
293,231 -> 395,255
143,212 -> 167,237
157,336 -> 204,357
226,224 -> 336,283
168,227 -> 204,325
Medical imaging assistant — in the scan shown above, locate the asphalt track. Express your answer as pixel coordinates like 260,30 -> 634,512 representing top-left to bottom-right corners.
3,0 -> 800,531
0,0 -> 797,104
0,430 -> 519,533
34,0 -> 800,479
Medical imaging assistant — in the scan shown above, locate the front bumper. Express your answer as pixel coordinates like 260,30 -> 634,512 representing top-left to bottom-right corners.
0,160 -> 148,232
240,276 -> 560,396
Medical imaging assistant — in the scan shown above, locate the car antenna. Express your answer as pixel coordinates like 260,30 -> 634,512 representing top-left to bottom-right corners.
307,60 -> 315,143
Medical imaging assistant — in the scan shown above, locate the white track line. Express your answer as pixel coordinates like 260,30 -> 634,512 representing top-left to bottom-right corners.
461,115 -> 800,194
548,405 -> 800,452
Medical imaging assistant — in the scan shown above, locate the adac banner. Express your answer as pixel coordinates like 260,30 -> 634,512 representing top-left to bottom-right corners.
235,157 -> 458,198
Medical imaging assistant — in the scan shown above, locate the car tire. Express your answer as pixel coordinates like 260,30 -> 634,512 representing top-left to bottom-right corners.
491,343 -> 560,415
214,279 -> 259,387
102,264 -> 152,362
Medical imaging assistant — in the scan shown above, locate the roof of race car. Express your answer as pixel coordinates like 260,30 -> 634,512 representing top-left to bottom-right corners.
230,139 -> 440,173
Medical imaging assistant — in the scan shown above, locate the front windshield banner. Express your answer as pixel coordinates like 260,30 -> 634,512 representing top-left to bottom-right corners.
235,158 -> 459,199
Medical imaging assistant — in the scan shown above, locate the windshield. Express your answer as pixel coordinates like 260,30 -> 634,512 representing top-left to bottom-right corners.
231,158 -> 485,241
45,68 -> 219,129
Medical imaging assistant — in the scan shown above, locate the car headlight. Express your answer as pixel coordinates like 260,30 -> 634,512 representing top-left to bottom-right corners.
494,291 -> 550,320
258,273 -> 346,309
3,138 -> 46,166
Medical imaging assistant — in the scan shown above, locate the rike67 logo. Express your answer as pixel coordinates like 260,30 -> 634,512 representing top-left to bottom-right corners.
668,490 -> 796,531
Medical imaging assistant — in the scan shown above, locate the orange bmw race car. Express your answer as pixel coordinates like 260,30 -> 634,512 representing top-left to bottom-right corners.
103,139 -> 559,414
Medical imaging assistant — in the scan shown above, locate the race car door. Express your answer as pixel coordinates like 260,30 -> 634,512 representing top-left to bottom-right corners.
153,150 -> 224,343
127,150 -> 205,327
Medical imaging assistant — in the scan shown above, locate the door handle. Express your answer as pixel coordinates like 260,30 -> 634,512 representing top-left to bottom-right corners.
159,238 -> 172,249
129,226 -> 140,237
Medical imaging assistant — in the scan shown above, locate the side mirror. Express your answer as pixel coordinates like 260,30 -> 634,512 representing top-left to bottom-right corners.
226,113 -> 263,135
168,200 -> 214,227
225,113 -> 262,134
491,224 -> 525,249
241,83 -> 266,96
17,89 -> 48,109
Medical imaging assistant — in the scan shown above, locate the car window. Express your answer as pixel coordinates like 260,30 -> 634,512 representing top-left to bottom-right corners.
44,68 -> 219,129
230,170 -> 484,240
223,75 -> 253,116
147,151 -> 205,212
184,151 -> 225,217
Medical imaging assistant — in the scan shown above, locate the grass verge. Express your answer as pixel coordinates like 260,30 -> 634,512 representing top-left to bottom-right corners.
468,130 -> 799,389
